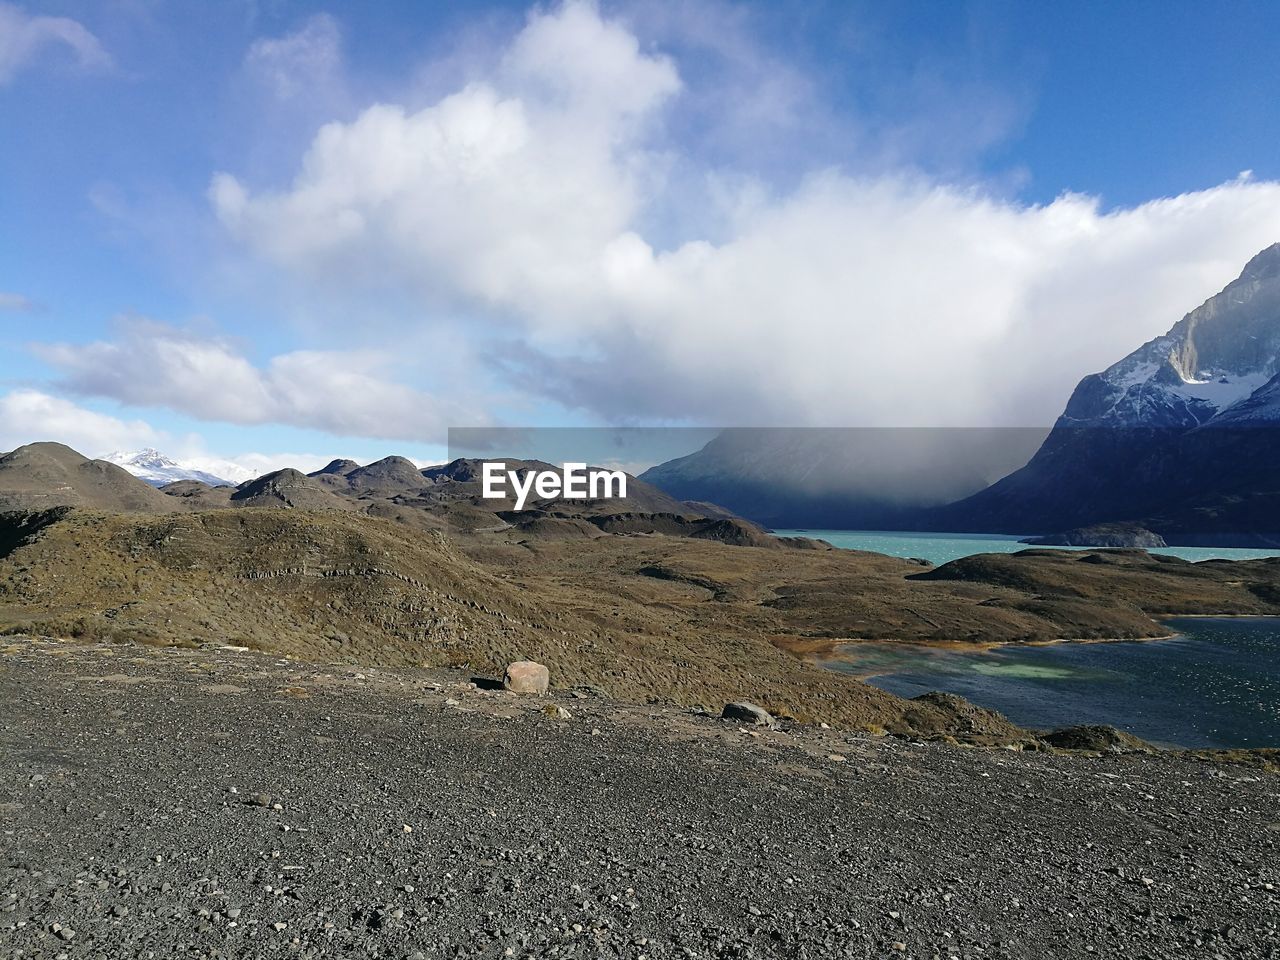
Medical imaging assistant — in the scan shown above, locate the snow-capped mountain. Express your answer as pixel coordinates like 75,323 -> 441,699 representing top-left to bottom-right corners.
104,449 -> 249,488
934,243 -> 1280,543
1059,243 -> 1280,430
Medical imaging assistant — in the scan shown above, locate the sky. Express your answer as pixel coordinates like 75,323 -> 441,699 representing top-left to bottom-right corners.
2,0 -> 1280,475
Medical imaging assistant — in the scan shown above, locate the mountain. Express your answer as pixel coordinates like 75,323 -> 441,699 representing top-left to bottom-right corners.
314,456 -> 427,496
0,442 -> 178,514
230,468 -> 356,511
933,243 -> 1280,543
105,449 -> 244,487
639,428 -> 1046,528
1053,243 -> 1280,431
311,458 -> 360,477
1,440 -> 761,548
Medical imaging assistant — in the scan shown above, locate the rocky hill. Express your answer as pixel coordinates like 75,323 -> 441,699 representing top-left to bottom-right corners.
313,456 -> 426,496
7,502 -> 1280,731
0,443 -> 178,514
0,443 -> 761,550
230,469 -> 356,511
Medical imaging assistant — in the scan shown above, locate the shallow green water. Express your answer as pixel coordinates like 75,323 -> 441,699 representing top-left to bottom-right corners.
772,529 -> 1280,566
825,618 -> 1280,748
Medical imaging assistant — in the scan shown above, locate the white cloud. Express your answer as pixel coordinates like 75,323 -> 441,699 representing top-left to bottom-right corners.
178,449 -> 332,482
501,0 -> 679,127
212,1 -> 1280,428
0,389 -> 159,455
212,1 -> 677,316
35,320 -> 478,441
244,13 -> 343,101
0,389 -> 373,481
0,3 -> 109,84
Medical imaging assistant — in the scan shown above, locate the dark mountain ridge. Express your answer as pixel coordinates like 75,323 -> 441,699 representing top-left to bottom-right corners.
931,244 -> 1280,544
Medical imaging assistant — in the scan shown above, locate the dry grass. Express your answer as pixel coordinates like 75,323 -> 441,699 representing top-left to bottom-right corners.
4,507 -> 1280,739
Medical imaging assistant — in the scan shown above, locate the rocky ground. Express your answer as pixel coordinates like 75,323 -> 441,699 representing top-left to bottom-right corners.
2,637 -> 1278,959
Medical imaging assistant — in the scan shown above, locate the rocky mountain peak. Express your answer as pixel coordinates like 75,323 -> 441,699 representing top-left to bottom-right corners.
313,459 -> 360,476
936,243 -> 1280,540
1240,242 -> 1280,283
1059,244 -> 1280,429
105,448 -> 238,488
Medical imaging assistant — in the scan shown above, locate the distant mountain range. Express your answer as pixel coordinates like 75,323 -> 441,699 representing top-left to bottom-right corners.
641,243 -> 1280,545
0,443 -> 786,548
105,449 -> 250,488
20,243 -> 1280,546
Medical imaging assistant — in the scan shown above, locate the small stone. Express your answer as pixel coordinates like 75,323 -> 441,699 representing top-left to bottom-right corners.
403,824 -> 413,833
246,793 -> 273,808
503,661 -> 550,695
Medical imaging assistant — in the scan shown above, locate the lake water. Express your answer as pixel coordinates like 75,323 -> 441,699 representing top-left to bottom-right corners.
771,529 -> 1280,566
824,618 -> 1280,748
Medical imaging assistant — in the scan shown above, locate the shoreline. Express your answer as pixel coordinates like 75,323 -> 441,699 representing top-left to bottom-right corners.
817,618 -> 1280,752
815,611 -> 1280,674
771,528 -> 1280,559
814,629 -> 1186,678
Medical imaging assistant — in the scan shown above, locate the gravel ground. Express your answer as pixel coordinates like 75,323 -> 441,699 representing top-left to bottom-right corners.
2,637 -> 1278,959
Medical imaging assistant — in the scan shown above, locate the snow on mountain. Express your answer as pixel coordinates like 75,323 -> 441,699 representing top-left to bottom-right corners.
931,242 -> 1280,540
1061,243 -> 1280,430
104,449 -> 249,488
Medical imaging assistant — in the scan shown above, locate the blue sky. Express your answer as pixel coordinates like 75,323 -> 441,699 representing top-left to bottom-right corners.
3,0 -> 1280,475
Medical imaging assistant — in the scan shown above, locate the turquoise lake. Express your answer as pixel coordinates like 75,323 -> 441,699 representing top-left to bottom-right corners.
771,529 -> 1280,566
774,532 -> 1280,747
824,618 -> 1280,748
